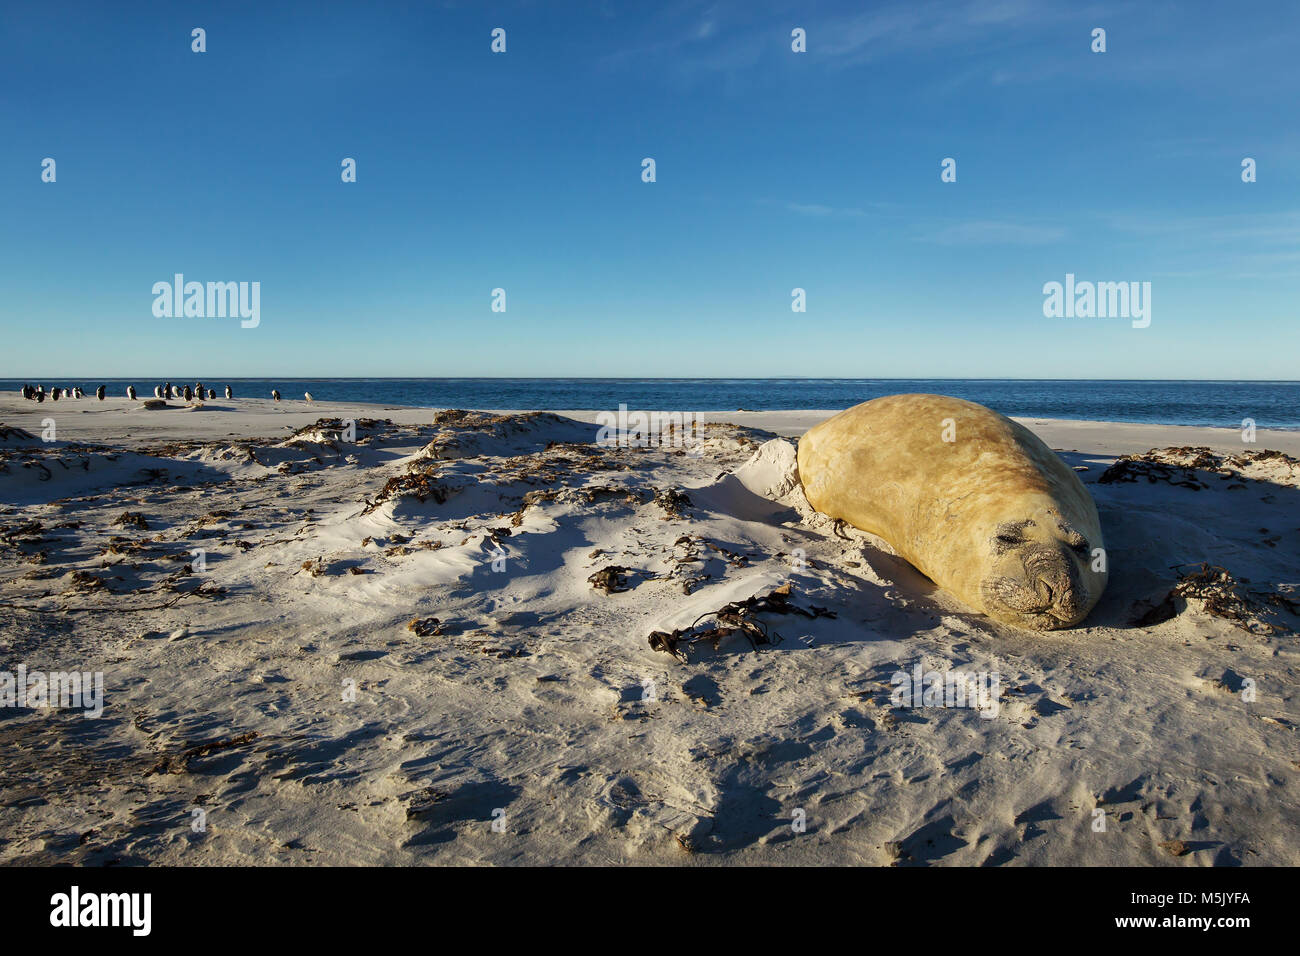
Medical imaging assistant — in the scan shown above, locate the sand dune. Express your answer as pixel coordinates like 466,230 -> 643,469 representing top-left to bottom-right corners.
0,393 -> 1296,865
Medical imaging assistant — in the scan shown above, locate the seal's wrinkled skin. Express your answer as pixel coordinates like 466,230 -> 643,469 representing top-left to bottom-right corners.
797,394 -> 1107,629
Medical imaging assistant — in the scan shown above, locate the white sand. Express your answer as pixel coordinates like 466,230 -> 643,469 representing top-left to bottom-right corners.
5,394 -> 1299,456
1,392 -> 1296,866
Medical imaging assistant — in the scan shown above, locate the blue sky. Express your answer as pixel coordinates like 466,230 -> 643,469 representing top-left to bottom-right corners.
2,0 -> 1297,378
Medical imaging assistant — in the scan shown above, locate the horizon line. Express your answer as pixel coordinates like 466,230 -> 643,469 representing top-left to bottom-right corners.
4,377 -> 1299,384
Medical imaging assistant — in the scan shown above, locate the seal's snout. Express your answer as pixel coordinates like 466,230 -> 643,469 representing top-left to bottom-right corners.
1023,545 -> 1087,622
982,544 -> 1089,629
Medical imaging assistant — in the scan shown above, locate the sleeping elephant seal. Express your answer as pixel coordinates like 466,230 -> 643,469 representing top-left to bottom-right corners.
797,394 -> 1106,629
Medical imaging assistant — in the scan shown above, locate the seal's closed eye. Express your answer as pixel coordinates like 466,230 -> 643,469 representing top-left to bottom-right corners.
991,519 -> 1033,554
1055,519 -> 1090,554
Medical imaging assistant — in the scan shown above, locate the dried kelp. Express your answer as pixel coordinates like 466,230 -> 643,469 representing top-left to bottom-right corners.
1135,563 -> 1297,636
648,583 -> 836,662
146,731 -> 260,776
588,566 -> 632,594
1100,446 -> 1299,489
408,617 -> 445,637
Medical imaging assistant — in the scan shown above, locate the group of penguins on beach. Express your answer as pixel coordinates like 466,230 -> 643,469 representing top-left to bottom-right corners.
18,383 -> 314,404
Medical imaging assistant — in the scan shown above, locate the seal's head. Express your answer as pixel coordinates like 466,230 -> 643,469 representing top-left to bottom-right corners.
979,508 -> 1104,629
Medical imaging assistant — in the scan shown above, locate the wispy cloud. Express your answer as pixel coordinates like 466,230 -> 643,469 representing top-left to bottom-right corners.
1103,211 -> 1300,244
782,201 -> 866,218
692,7 -> 719,41
756,198 -> 903,219
815,0 -> 1056,66
597,0 -> 1101,87
1105,210 -> 1300,279
923,220 -> 1067,244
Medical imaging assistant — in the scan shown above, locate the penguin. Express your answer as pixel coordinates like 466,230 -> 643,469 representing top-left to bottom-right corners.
224,385 -> 232,399
96,385 -> 106,401
195,382 -> 205,400
271,389 -> 281,402
73,387 -> 83,399
304,392 -> 314,404
36,390 -> 45,403
127,385 -> 137,401
51,388 -> 60,401
20,384 -> 31,400
207,388 -> 216,400
183,385 -> 194,402
154,385 -> 163,399
163,382 -> 172,399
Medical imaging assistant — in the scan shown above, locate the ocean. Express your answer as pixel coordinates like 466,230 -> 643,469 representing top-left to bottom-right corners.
5,379 -> 1298,430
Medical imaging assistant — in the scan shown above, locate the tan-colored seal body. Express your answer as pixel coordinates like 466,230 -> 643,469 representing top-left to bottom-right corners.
797,394 -> 1106,629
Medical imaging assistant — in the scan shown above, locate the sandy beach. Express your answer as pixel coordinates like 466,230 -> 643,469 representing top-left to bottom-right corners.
1,392 -> 1297,866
